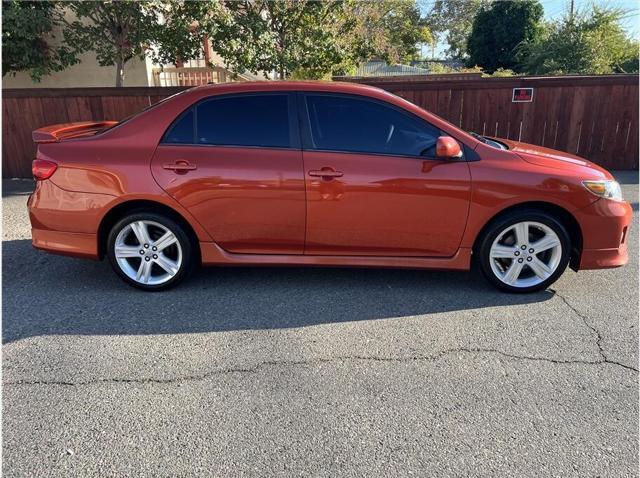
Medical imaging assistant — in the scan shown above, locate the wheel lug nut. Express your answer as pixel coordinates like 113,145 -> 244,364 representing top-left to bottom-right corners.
529,248 -> 534,253
152,246 -> 157,251
153,254 -> 158,259
144,244 -> 149,248
514,251 -> 520,256
139,250 -> 145,255
526,257 -> 533,262
518,258 -> 524,263
521,245 -> 526,250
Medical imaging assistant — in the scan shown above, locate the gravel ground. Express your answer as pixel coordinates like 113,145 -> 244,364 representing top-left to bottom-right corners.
2,172 -> 638,477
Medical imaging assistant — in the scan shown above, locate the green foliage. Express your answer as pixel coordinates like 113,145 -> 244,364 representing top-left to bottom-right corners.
206,0 -> 345,80
488,67 -> 516,77
206,0 -> 430,80
61,1 -> 209,86
467,0 -> 544,73
344,0 -> 432,65
2,1 -> 77,81
425,0 -> 490,59
523,7 -> 640,75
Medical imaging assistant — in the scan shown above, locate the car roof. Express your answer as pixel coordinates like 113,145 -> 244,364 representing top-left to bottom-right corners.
189,80 -> 391,97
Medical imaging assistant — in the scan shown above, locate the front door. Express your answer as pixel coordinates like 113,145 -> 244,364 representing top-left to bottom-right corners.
151,93 -> 305,255
301,93 -> 471,257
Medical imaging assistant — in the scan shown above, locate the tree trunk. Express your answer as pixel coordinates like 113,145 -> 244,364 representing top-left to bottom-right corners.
115,58 -> 125,87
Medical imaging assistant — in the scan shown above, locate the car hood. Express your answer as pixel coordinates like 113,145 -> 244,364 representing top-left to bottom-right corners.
490,137 -> 612,179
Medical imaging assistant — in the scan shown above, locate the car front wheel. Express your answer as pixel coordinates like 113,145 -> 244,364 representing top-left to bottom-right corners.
477,210 -> 571,293
107,212 -> 194,291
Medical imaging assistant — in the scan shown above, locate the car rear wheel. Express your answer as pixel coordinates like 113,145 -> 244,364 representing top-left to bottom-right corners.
477,210 -> 571,293
107,212 -> 194,291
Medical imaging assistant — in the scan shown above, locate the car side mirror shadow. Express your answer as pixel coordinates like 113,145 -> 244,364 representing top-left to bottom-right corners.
435,136 -> 463,160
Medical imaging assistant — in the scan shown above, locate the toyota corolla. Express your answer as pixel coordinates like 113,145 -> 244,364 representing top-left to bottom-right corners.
28,81 -> 631,292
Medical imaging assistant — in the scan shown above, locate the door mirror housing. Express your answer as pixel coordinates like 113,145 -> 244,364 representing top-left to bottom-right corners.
436,136 -> 463,159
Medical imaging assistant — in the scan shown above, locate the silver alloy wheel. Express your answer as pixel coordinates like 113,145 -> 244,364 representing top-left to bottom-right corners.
114,220 -> 183,286
489,221 -> 562,288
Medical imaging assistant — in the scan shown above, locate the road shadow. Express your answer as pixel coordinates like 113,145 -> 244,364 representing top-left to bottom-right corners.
612,170 -> 639,185
2,179 -> 34,197
2,239 -> 554,343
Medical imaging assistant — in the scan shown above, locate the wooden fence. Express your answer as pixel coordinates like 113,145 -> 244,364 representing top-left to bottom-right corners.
2,75 -> 638,177
340,74 -> 639,170
3,87 -> 186,178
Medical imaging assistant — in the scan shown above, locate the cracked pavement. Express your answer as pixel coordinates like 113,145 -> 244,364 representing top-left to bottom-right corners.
2,173 -> 638,477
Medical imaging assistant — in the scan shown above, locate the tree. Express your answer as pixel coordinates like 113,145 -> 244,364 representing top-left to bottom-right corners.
60,1 -> 210,87
2,1 -> 77,81
523,7 -> 639,75
207,0 -> 431,80
343,0 -> 432,66
424,0 -> 490,59
466,0 -> 544,73
206,0 -> 345,80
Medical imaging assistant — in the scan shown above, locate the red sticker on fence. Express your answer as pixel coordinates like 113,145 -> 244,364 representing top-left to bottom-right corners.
512,88 -> 534,102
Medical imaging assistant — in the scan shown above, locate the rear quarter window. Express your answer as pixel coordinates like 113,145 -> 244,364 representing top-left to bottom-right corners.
163,109 -> 195,144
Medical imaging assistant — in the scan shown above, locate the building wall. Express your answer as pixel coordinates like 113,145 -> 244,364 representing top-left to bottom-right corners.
3,52 -> 152,88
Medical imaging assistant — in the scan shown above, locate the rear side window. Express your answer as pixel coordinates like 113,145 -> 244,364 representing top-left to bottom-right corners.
163,109 -> 195,144
196,94 -> 291,148
305,94 -> 440,156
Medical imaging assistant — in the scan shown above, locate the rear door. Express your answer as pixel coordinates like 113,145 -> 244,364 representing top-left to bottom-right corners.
151,92 -> 305,255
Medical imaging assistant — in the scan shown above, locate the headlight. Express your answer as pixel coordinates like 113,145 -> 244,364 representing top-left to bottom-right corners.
582,180 -> 623,201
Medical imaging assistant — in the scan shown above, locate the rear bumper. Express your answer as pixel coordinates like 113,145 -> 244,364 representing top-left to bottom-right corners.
28,180 -> 111,259
32,229 -> 99,259
574,198 -> 632,270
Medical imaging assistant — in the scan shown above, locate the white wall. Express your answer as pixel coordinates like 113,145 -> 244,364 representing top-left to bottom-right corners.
2,52 -> 152,88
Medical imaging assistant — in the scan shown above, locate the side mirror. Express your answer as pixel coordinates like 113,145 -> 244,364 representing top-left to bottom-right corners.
436,136 -> 463,159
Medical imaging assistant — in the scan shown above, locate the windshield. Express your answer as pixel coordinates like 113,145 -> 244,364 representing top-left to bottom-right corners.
468,131 -> 508,150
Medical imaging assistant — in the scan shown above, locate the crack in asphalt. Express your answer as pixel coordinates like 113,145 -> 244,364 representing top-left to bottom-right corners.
5,345 -> 636,388
5,289 -> 636,388
552,290 -> 638,373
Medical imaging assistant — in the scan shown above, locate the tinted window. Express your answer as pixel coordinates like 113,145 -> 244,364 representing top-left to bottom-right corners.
306,95 -> 440,156
196,95 -> 290,148
163,109 -> 194,144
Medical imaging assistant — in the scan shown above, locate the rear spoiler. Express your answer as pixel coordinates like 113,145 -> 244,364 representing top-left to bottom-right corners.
32,121 -> 118,143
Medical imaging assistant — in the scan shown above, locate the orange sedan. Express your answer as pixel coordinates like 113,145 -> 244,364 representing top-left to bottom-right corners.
28,81 -> 632,292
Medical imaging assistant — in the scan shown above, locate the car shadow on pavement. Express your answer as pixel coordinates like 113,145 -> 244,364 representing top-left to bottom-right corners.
2,239 -> 554,343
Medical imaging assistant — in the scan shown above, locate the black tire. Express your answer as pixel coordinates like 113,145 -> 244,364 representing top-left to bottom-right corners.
476,209 -> 571,293
107,211 -> 195,291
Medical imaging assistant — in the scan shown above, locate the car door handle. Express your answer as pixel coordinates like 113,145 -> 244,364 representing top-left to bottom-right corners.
308,168 -> 343,179
163,160 -> 197,171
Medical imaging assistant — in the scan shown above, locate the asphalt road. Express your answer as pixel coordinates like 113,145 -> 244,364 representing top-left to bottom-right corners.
3,172 -> 638,477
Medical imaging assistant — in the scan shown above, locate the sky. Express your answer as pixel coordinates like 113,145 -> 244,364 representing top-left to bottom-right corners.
421,0 -> 640,59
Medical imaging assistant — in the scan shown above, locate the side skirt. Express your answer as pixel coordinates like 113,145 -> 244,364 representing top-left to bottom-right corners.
200,242 -> 472,271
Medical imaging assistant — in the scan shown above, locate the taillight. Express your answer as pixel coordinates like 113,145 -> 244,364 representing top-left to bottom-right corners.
32,159 -> 57,180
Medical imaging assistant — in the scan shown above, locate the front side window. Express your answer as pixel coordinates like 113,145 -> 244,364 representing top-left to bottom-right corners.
196,94 -> 291,148
305,94 -> 440,157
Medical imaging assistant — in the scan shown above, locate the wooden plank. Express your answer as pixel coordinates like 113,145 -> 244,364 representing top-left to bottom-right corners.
448,89 -> 463,127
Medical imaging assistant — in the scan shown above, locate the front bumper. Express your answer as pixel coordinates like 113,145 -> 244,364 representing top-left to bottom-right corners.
574,198 -> 632,270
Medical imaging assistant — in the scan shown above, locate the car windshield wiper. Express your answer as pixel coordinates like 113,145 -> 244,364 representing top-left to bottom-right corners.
468,131 -> 490,144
